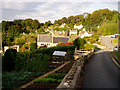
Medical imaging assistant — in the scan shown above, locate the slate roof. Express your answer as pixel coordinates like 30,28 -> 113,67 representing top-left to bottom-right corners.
37,35 -> 52,43
53,37 -> 69,43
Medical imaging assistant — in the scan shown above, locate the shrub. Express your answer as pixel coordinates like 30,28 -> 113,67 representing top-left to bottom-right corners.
73,38 -> 86,50
30,42 -> 37,51
84,43 -> 95,50
15,53 -> 50,72
15,45 -> 75,72
20,44 -> 29,52
2,49 -> 17,72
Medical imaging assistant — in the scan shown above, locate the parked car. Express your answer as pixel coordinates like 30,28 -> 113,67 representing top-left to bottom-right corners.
115,34 -> 119,38
111,34 -> 119,38
111,35 -> 115,38
113,45 -> 120,51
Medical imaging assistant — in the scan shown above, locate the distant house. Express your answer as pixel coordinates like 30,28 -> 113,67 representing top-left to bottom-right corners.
4,45 -> 19,52
69,35 -> 80,40
37,34 -> 69,47
79,30 -> 93,38
59,23 -> 66,28
53,30 -> 67,37
69,30 -> 77,36
74,24 -> 83,29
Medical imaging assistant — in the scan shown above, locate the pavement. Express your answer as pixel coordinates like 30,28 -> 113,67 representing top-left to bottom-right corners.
82,36 -> 120,88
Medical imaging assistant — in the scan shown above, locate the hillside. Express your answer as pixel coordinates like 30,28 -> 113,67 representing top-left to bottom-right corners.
1,8 -> 119,46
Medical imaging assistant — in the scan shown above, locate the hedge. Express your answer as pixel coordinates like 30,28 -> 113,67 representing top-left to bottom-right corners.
15,45 -> 75,72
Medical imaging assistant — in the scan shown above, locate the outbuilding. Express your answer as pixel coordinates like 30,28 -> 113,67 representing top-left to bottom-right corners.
52,51 -> 68,63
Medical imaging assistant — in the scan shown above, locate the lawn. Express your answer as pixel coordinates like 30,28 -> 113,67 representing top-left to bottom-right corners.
114,50 -> 120,60
113,38 -> 118,44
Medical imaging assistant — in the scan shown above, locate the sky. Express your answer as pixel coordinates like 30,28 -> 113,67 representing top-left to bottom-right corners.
1,0 -> 120,23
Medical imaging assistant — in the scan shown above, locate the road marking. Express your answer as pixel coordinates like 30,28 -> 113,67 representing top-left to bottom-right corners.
110,53 -> 120,68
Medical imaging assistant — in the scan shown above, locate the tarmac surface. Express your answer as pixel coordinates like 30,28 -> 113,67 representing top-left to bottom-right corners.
82,36 -> 120,88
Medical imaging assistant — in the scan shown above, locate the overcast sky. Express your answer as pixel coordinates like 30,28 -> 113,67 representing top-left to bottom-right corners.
1,1 -> 119,23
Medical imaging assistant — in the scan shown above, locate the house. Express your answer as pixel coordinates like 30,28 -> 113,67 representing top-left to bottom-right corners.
4,45 -> 19,52
69,30 -> 77,36
37,34 -> 69,47
74,24 -> 83,29
59,23 -> 66,28
69,35 -> 80,40
79,30 -> 93,38
37,34 -> 53,47
53,30 -> 67,37
52,51 -> 67,63
53,37 -> 69,43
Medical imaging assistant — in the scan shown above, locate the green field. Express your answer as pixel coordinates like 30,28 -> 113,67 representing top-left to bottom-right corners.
113,39 -> 118,44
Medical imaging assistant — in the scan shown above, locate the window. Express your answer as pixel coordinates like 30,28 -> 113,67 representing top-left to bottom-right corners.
41,43 -> 44,46
47,44 -> 50,46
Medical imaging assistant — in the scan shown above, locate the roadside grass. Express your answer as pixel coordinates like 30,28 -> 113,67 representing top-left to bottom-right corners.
113,38 -> 118,44
114,50 -> 120,60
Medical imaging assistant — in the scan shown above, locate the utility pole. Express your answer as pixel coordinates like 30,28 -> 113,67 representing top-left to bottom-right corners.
118,15 -> 119,51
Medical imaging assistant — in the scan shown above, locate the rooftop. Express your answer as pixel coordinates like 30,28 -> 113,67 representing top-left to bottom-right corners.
53,51 -> 67,56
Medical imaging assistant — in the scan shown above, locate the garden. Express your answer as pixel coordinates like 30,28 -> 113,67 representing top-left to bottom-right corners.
2,45 -> 75,89
25,61 -> 74,89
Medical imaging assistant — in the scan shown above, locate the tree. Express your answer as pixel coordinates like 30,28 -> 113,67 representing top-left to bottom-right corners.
73,38 -> 86,50
2,49 -> 17,71
97,21 -> 117,35
30,42 -> 37,51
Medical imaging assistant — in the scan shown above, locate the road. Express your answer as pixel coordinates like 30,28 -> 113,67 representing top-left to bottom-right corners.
82,36 -> 120,88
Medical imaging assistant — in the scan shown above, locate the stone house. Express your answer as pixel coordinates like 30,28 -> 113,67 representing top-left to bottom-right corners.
37,34 -> 69,47
69,30 -> 78,36
79,30 -> 93,38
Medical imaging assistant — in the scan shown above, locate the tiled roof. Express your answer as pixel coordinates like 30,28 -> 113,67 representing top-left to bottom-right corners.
53,37 -> 69,43
37,35 -> 52,42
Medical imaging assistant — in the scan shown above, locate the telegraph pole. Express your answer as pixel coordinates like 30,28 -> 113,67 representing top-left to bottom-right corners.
118,15 -> 119,51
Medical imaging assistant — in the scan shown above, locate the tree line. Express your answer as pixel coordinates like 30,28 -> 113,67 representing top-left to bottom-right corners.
1,8 -> 119,46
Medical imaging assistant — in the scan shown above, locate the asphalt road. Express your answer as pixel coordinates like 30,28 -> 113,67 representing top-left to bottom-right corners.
82,36 -> 120,88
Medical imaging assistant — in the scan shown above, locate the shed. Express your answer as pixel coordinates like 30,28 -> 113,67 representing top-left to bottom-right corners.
52,51 -> 68,63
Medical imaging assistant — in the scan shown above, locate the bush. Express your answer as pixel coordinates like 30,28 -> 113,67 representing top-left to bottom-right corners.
84,43 -> 95,50
20,44 -> 29,52
2,49 -> 17,72
30,42 -> 37,51
73,38 -> 86,50
15,45 -> 75,72
15,53 -> 50,72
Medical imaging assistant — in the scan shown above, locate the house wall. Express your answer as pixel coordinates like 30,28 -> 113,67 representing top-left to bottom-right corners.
4,45 -> 19,52
37,42 -> 57,47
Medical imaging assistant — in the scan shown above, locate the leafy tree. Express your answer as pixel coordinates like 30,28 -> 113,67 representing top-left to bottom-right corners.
73,38 -> 86,50
97,21 -> 117,35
